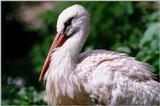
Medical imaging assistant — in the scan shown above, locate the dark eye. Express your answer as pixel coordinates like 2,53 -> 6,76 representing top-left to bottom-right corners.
65,17 -> 74,27
63,17 -> 74,32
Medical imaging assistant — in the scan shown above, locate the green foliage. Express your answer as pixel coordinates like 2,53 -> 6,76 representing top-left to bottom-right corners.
2,85 -> 46,105
137,11 -> 160,74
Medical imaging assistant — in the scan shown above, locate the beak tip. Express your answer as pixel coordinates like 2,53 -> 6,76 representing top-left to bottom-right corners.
39,76 -> 42,81
39,78 -> 41,81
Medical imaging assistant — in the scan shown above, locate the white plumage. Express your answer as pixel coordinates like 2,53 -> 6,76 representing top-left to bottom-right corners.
39,4 -> 160,105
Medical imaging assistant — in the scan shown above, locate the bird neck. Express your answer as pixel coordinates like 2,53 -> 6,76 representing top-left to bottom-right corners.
60,29 -> 89,64
48,29 -> 89,76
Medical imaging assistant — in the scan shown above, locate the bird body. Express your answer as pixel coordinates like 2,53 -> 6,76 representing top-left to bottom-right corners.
39,4 -> 160,105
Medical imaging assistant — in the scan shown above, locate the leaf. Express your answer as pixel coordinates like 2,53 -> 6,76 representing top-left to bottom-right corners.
139,22 -> 160,48
149,11 -> 160,22
115,46 -> 131,54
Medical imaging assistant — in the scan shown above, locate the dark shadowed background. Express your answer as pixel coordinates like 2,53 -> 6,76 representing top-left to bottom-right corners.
2,1 -> 160,105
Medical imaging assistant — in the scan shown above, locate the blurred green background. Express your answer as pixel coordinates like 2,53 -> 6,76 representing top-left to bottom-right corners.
2,1 -> 160,105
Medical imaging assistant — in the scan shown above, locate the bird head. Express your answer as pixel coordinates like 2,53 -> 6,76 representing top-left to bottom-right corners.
39,4 -> 90,81
57,4 -> 90,37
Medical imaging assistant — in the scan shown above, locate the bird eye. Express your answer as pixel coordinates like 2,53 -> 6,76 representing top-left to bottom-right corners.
63,17 -> 74,33
65,17 -> 74,27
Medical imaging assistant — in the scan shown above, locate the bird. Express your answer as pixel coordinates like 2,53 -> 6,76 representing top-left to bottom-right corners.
39,4 -> 160,105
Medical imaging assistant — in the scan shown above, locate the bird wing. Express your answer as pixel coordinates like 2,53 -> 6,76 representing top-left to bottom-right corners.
76,50 -> 160,105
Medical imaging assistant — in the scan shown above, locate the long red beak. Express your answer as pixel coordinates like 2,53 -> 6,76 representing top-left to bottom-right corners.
39,33 -> 68,81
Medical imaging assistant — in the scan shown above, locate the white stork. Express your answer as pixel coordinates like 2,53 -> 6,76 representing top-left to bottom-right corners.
39,4 -> 160,105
